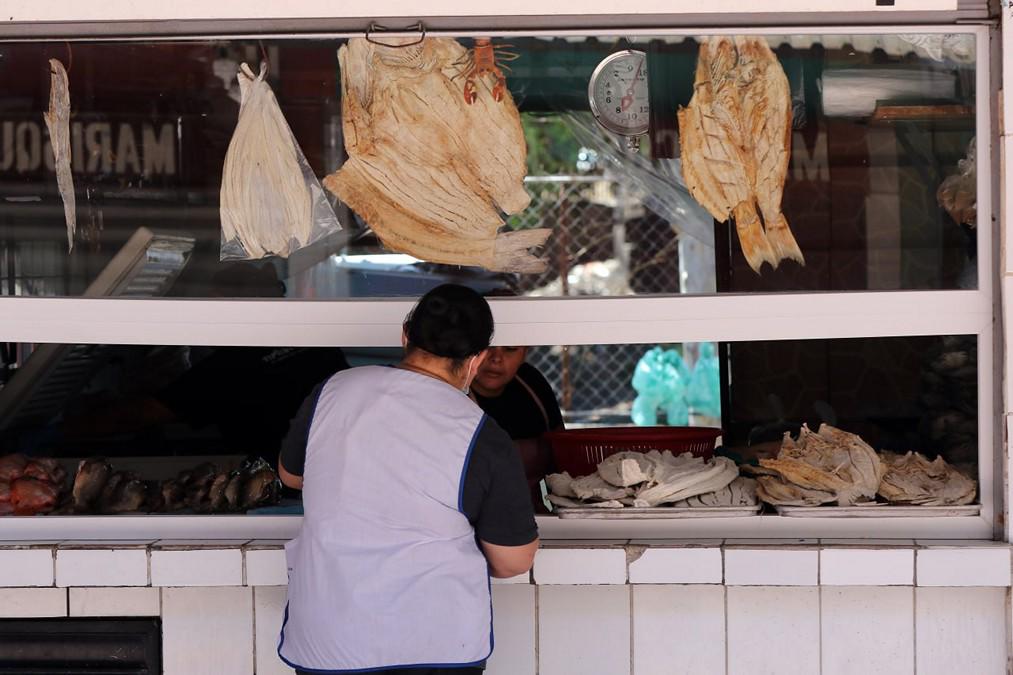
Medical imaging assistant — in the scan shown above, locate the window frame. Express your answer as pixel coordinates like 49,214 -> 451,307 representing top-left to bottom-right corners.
0,24 -> 998,540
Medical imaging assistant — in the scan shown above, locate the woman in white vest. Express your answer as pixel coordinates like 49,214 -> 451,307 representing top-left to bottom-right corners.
277,283 -> 540,675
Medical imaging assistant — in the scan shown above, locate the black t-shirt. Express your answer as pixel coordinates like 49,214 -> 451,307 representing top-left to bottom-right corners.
280,381 -> 538,547
471,362 -> 563,440
158,347 -> 349,454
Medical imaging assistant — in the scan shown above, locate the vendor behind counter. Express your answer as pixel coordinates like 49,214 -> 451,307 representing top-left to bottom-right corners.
470,346 -> 563,510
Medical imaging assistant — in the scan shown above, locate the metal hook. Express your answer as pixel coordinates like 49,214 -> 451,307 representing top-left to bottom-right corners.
365,21 -> 426,48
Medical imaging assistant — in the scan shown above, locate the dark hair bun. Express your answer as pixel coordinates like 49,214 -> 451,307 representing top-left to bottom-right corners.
405,284 -> 494,360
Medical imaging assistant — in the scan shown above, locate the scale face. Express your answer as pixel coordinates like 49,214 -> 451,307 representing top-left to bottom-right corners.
588,49 -> 650,142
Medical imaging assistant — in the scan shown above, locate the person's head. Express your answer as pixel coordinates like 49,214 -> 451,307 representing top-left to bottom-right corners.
472,346 -> 528,398
402,284 -> 495,386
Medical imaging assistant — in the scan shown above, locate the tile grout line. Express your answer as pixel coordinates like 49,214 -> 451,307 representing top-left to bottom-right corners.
628,582 -> 634,675
817,549 -> 823,675
723,548 -> 730,675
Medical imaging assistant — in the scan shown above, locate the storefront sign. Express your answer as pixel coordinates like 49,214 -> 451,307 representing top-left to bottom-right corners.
0,119 -> 177,178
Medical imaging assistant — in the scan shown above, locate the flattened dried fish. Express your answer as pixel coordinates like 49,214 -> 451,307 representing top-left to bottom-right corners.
325,37 -> 547,272
757,424 -> 885,506
597,452 -> 655,487
678,37 -> 802,273
878,451 -> 976,506
44,59 -> 76,253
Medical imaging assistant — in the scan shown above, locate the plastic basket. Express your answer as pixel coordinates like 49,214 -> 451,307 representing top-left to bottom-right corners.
544,426 -> 722,477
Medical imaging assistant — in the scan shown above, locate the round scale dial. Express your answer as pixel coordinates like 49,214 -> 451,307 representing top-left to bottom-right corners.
588,50 -> 650,138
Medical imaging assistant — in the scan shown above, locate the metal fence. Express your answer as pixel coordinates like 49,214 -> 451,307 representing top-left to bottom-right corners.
509,176 -> 683,422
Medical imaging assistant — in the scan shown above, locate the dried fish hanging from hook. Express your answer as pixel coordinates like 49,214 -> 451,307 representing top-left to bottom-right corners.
44,59 -> 76,253
220,62 -> 334,259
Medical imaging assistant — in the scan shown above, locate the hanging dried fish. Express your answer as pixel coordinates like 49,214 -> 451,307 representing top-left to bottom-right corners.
324,37 -> 547,273
44,59 -> 76,253
678,37 -> 803,274
220,63 -> 329,259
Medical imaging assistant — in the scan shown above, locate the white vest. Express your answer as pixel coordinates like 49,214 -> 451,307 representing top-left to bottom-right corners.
279,366 -> 493,672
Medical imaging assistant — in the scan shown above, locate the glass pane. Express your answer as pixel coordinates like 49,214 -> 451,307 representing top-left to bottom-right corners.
0,335 -> 977,515
0,33 -> 978,298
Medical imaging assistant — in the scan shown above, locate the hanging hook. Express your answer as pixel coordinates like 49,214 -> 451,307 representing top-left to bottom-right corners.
365,21 -> 426,48
258,41 -> 270,77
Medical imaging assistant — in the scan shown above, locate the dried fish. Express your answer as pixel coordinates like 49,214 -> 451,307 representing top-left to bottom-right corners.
633,454 -> 738,508
597,452 -> 655,487
220,63 -> 323,259
675,476 -> 758,507
44,59 -> 76,253
678,37 -> 802,273
72,458 -> 111,511
757,424 -> 885,506
878,451 -> 976,506
545,471 -> 577,498
570,473 -> 632,502
325,37 -> 547,273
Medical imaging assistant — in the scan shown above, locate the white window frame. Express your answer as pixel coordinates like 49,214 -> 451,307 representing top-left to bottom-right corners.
0,25 -> 997,541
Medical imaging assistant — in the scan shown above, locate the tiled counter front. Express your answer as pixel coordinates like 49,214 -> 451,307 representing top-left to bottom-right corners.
0,540 -> 1009,675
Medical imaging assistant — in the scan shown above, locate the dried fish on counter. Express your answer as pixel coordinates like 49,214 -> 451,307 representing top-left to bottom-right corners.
678,37 -> 803,274
755,424 -> 886,506
72,457 -> 112,512
324,37 -> 548,273
596,451 -> 655,487
632,452 -> 738,507
44,59 -> 76,253
546,449 -> 743,510
673,476 -> 758,507
878,451 -> 976,506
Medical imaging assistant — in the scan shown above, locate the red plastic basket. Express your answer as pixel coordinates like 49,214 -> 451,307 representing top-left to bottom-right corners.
544,426 -> 722,477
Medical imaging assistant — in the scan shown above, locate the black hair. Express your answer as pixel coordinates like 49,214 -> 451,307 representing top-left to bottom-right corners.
404,284 -> 494,366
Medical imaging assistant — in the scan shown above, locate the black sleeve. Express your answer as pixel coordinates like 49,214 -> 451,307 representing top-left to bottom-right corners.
461,416 -> 538,546
519,362 -> 564,430
278,381 -> 326,477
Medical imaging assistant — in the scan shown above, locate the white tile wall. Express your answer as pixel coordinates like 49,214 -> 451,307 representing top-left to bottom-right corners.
245,548 -> 288,586
151,549 -> 243,587
0,588 -> 67,617
487,585 -> 536,675
821,587 -> 914,675
916,587 -> 1008,675
632,585 -> 725,675
820,548 -> 914,586
539,585 -> 630,675
725,549 -> 818,586
56,549 -> 148,587
254,586 -> 295,675
491,572 -> 530,584
69,587 -> 159,617
162,587 -> 254,675
533,548 -> 627,585
0,548 -> 54,587
916,548 -> 1012,586
628,547 -> 722,584
727,587 -> 819,675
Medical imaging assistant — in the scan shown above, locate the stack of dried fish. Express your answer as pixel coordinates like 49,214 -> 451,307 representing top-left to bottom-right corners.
152,457 -> 280,514
919,337 -> 977,464
750,424 -> 886,506
678,37 -> 803,274
63,456 -> 281,515
324,37 -> 548,273
546,450 -> 747,509
878,451 -> 976,506
0,454 -> 67,516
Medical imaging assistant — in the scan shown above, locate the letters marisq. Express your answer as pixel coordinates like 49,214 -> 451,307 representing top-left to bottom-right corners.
0,120 -> 177,177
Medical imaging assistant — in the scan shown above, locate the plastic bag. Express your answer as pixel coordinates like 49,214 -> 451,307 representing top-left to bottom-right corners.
220,62 -> 342,260
686,342 -> 721,420
631,346 -> 689,426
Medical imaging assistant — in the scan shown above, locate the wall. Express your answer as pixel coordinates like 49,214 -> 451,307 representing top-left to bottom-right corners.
0,539 -> 1007,674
